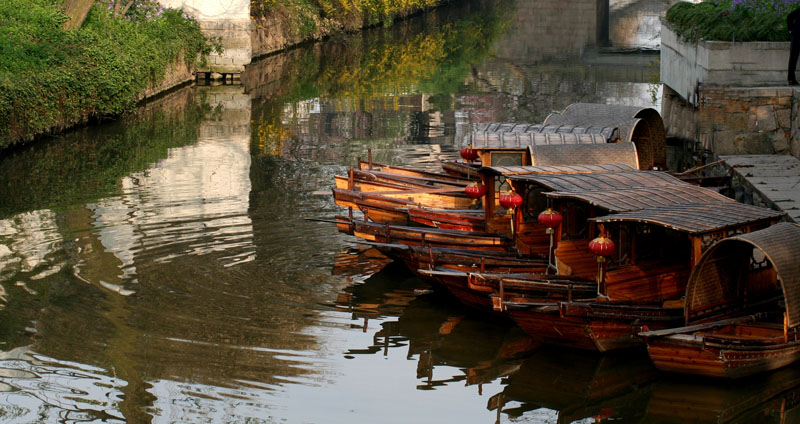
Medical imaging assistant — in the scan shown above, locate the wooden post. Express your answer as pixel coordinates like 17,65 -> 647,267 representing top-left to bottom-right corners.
785,312 -> 789,343
498,279 -> 505,312
691,236 -> 703,267
348,167 -> 354,190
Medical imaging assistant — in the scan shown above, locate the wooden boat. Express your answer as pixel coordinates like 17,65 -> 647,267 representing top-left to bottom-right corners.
406,206 -> 486,231
640,223 -> 800,379
333,185 -> 473,211
336,218 -> 513,252
356,158 -> 475,183
441,159 -> 482,179
419,267 -> 595,311
334,168 -> 470,191
362,242 -> 548,276
402,168 -> 775,337
353,162 -> 638,233
493,201 -> 784,352
336,147 -> 640,230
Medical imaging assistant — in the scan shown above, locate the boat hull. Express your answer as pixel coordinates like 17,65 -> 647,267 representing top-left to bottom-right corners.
646,336 -> 800,379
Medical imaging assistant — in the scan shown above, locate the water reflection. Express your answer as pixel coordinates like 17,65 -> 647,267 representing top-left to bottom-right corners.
334,262 -> 538,391
492,347 -> 657,423
644,368 -> 800,423
0,0 -> 695,421
0,347 -> 126,422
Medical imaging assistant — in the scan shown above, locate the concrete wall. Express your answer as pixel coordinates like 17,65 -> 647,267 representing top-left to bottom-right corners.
158,0 -> 252,73
661,19 -> 790,103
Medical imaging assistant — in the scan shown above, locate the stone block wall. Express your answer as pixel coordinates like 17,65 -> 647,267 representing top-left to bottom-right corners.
662,84 -> 800,159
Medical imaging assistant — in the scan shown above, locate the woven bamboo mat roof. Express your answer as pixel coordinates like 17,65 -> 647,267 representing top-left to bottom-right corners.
469,131 -> 607,149
685,223 -> 800,326
480,163 -> 635,176
543,103 -> 666,170
545,185 -> 734,213
509,170 -> 682,192
591,203 -> 785,234
529,142 -> 639,169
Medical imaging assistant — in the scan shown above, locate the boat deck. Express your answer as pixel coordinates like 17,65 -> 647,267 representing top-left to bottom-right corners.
721,154 -> 800,223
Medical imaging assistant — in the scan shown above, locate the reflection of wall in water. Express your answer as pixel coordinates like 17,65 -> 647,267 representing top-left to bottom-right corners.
459,0 -> 663,124
609,0 -> 667,49
84,85 -> 255,290
492,0 -> 605,62
493,0 -> 666,62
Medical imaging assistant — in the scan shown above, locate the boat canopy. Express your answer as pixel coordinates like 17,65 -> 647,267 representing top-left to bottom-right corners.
544,185 -> 733,213
468,124 -> 611,149
684,223 -> 800,326
528,142 -> 639,169
590,203 -> 785,235
479,163 -> 635,177
509,170 -> 683,193
543,103 -> 666,170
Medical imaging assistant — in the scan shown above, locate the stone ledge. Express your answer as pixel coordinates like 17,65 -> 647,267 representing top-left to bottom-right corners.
661,18 -> 790,103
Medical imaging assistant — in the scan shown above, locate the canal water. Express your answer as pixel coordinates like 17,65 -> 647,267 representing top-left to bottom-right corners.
0,0 -> 795,422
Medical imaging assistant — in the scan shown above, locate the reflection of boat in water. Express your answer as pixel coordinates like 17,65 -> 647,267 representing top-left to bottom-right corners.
331,246 -> 393,276
489,346 -> 657,423
644,366 -> 800,423
333,260 -> 433,321
334,268 -> 537,390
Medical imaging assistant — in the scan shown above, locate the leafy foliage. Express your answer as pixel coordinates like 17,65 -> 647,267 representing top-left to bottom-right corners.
666,0 -> 799,42
251,0 -> 443,35
0,0 -> 213,148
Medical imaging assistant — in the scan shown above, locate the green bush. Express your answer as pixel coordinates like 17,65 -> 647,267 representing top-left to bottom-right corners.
666,0 -> 798,42
0,0 -> 213,147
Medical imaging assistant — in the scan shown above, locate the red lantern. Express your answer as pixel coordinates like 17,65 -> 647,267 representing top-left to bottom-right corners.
465,183 -> 487,199
588,236 -> 615,257
460,147 -> 479,162
537,208 -> 562,229
499,192 -> 523,210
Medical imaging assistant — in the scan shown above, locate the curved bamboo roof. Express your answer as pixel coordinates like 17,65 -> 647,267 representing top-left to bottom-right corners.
509,170 -> 683,192
529,142 -> 639,169
469,131 -> 607,149
543,103 -> 666,170
684,223 -> 800,326
545,185 -> 734,213
591,203 -> 785,234
480,163 -> 635,176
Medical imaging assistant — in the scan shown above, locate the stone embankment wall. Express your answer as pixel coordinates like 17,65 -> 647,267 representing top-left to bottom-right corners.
138,57 -> 195,101
662,85 -> 800,158
660,20 -> 800,159
660,18 -> 789,102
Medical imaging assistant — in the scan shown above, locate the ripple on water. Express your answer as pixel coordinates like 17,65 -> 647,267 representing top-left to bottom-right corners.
0,347 -> 126,422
